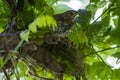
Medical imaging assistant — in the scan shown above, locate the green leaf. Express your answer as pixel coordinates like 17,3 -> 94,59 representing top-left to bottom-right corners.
68,27 -> 88,47
89,61 -> 111,79
20,30 -> 30,42
77,9 -> 91,26
46,0 -> 58,5
34,0 -> 46,10
85,56 -> 99,64
64,74 -> 75,80
52,4 -> 72,14
86,4 -> 97,18
0,57 -> 4,67
17,61 -> 27,77
35,15 -> 57,29
112,16 -> 119,27
28,22 -> 37,33
110,26 -> 120,44
90,0 -> 99,3
112,52 -> 120,59
97,1 -> 107,8
101,10 -> 110,27
0,27 -> 4,33
111,69 -> 120,80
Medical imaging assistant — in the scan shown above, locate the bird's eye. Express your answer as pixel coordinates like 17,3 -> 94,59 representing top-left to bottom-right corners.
70,11 -> 77,15
70,11 -> 74,14
70,12 -> 73,14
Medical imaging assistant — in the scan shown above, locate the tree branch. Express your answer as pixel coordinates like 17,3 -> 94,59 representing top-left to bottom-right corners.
2,68 -> 10,80
84,46 -> 120,57
83,46 -> 120,70
95,53 -> 112,71
91,0 -> 117,25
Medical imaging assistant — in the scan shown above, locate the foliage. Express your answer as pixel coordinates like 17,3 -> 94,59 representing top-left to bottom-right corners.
0,0 -> 120,80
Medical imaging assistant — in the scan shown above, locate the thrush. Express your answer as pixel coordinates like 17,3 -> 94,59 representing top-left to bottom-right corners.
53,10 -> 78,37
44,10 -> 78,44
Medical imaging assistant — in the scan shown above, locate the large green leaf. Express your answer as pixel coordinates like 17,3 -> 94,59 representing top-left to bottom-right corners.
97,1 -> 107,8
68,26 -> 88,47
111,69 -> 120,80
52,4 -> 72,14
0,57 -> 4,68
28,22 -> 37,33
101,9 -> 110,27
35,15 -> 57,29
20,30 -> 30,42
86,4 -> 97,18
17,61 -> 27,77
90,0 -> 99,3
89,61 -> 111,80
112,52 -> 120,63
110,26 -> 120,44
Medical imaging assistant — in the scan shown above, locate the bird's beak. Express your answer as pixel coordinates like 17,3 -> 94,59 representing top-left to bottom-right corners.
74,11 -> 79,19
77,10 -> 80,14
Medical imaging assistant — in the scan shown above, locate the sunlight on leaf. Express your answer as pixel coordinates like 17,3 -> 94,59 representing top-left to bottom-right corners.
111,69 -> 120,80
0,27 -> 4,33
28,22 -> 37,33
97,1 -> 106,8
1,0 -> 120,79
0,57 -> 3,67
35,15 -> 57,29
112,16 -> 119,27
112,52 -> 120,63
52,4 -> 72,14
89,61 -> 111,80
68,28 -> 88,47
20,30 -> 30,42
64,74 -> 75,80
17,61 -> 27,77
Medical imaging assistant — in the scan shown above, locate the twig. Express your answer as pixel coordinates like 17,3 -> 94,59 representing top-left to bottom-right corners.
95,53 -> 112,71
97,46 -> 120,53
29,72 -> 53,80
2,68 -> 10,80
95,46 -> 120,68
11,58 -> 20,80
84,46 -> 120,57
91,0 -> 117,25
14,40 -> 24,51
83,45 -> 120,70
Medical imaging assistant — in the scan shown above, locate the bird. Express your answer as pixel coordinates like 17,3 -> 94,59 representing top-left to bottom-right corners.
53,10 -> 79,37
44,10 -> 78,44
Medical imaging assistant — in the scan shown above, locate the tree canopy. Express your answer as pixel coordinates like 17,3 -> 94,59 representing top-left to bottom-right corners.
0,0 -> 120,80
